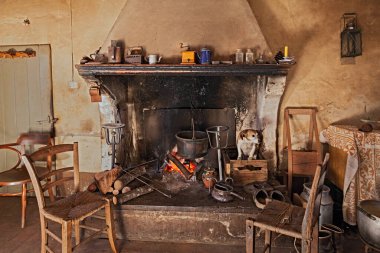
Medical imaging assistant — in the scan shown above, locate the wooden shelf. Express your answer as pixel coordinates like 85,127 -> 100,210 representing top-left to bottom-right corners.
76,63 -> 293,78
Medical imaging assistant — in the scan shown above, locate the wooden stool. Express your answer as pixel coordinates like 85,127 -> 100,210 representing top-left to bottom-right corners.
283,107 -> 322,197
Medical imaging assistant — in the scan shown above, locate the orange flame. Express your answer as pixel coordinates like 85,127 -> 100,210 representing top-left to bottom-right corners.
165,152 -> 197,175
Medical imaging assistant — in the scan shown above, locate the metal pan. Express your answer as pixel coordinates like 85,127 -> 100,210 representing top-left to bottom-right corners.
211,182 -> 245,202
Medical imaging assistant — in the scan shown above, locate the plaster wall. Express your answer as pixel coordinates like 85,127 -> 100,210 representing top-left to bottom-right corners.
0,0 -> 125,171
99,0 -> 271,61
248,0 -> 380,148
0,0 -> 379,171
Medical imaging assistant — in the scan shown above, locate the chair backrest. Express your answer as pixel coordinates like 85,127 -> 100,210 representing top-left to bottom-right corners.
283,107 -> 321,153
301,153 -> 330,239
17,132 -> 53,153
21,142 -> 79,210
0,132 -> 53,171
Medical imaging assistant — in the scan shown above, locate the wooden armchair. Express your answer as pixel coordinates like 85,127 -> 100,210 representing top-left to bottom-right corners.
22,142 -> 118,253
0,132 -> 53,228
246,153 -> 329,253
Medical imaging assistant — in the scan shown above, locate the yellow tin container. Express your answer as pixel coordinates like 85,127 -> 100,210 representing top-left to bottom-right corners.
181,51 -> 196,64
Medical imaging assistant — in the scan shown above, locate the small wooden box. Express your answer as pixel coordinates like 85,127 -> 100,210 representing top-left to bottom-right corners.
181,51 -> 196,64
223,151 -> 268,186
125,55 -> 143,64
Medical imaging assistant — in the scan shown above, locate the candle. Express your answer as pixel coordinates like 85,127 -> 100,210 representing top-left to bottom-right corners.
284,46 -> 288,58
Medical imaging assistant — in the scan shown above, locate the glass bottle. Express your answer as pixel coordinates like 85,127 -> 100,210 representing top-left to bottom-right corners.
245,48 -> 254,64
235,49 -> 244,64
256,53 -> 264,64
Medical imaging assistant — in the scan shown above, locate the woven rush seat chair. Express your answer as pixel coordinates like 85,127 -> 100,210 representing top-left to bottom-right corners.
22,142 -> 117,253
246,153 -> 329,253
0,132 -> 53,228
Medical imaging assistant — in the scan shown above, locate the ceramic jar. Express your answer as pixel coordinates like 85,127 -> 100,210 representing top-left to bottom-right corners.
245,49 -> 254,64
235,49 -> 244,64
202,167 -> 217,189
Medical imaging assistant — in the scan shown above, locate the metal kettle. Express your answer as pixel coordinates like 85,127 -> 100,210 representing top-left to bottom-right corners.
196,48 -> 211,64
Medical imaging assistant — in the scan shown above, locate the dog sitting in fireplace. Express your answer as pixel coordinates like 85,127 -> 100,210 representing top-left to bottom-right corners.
237,129 -> 263,160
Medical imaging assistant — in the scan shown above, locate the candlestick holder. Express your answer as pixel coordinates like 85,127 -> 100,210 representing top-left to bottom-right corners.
102,123 -> 125,168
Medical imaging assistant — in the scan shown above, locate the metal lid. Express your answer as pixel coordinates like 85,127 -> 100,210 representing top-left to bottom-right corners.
358,200 -> 380,218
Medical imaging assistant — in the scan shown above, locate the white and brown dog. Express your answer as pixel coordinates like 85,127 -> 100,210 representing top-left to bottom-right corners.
237,129 -> 261,160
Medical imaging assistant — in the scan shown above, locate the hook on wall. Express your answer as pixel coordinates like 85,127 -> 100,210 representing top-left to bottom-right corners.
23,18 -> 30,26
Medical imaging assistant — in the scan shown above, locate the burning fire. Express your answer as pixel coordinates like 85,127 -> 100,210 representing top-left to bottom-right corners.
164,152 -> 197,175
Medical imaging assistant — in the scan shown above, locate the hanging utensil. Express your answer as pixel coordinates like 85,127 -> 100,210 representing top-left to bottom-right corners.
206,126 -> 229,181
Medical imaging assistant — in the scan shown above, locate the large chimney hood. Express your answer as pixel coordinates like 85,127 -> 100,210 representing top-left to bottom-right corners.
76,0 -> 294,171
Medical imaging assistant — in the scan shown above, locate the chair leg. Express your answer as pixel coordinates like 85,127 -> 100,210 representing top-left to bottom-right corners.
40,215 -> 48,253
303,223 -> 319,253
246,219 -> 255,253
21,183 -> 27,228
311,223 -> 319,253
62,220 -> 72,253
264,230 -> 272,253
104,201 -> 118,253
74,220 -> 81,246
288,171 -> 293,198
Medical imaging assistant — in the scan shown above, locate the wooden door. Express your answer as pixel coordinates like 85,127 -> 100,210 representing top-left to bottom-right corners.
0,45 -> 53,172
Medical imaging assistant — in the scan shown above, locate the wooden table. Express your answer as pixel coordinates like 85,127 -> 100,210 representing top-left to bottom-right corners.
321,125 -> 380,225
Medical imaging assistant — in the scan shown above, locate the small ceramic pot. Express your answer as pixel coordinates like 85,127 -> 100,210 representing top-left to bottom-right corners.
202,167 -> 216,189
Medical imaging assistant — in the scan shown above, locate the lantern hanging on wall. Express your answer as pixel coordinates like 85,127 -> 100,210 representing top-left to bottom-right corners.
341,13 -> 362,57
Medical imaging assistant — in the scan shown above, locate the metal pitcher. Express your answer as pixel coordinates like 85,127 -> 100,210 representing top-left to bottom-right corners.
197,48 -> 211,64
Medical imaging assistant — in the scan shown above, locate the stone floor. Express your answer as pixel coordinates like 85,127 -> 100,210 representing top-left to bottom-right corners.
0,197 -> 367,253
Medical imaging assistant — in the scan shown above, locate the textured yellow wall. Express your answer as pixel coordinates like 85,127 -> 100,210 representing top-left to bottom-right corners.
0,0 -> 125,171
1,0 -> 379,171
248,0 -> 380,136
100,0 -> 271,61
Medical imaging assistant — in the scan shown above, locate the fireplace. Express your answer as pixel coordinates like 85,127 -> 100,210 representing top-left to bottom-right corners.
76,62 -> 291,246
77,64 -> 290,173
74,0 -> 294,245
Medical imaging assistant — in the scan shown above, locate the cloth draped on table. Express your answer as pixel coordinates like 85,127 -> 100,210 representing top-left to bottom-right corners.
320,125 -> 380,225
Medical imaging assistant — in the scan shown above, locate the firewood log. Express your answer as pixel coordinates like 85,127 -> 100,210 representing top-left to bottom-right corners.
112,189 -> 120,195
87,182 -> 98,192
113,185 -> 153,205
94,167 -> 122,194
121,186 -> 130,194
120,179 -> 145,193
113,166 -> 146,191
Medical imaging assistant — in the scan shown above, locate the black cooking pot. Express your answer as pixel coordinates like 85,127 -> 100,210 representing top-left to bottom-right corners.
175,131 -> 208,159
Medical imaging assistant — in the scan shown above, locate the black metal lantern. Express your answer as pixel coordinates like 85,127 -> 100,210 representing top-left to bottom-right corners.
341,13 -> 362,57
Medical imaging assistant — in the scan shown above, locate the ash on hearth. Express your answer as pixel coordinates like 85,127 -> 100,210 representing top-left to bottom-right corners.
161,172 -> 194,193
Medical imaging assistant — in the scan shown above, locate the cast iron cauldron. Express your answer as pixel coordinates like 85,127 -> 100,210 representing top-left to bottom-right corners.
175,131 -> 208,159
357,199 -> 380,249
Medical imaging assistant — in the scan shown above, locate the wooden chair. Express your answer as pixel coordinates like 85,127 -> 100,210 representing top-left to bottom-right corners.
0,132 -> 53,228
283,107 -> 322,197
246,153 -> 329,253
22,142 -> 118,253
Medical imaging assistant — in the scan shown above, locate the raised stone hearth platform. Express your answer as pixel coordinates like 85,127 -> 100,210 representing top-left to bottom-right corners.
112,182 -> 295,248
113,182 -> 255,245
